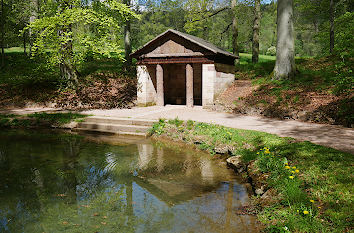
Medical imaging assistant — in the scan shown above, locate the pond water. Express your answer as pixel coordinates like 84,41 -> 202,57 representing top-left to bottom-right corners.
0,130 -> 259,233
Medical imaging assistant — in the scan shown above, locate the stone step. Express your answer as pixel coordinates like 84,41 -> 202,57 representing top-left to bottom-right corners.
84,116 -> 156,126
76,122 -> 150,135
73,128 -> 147,137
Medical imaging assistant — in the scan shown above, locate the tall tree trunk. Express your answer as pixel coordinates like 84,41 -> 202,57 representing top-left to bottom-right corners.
329,0 -> 335,54
23,33 -> 26,55
123,0 -> 132,67
231,0 -> 239,64
1,0 -> 4,68
252,0 -> 261,63
59,1 -> 79,88
29,0 -> 38,53
273,0 -> 295,80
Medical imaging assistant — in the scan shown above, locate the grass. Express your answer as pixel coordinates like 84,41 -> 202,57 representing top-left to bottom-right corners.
0,112 -> 87,128
149,119 -> 354,232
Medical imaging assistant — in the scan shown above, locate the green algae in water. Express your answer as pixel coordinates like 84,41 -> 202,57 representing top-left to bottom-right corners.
0,130 -> 259,233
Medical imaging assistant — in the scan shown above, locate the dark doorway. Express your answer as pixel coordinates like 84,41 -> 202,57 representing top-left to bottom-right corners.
163,63 -> 202,106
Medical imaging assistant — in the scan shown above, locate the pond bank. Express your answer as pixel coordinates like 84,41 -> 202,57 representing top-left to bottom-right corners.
149,119 -> 354,232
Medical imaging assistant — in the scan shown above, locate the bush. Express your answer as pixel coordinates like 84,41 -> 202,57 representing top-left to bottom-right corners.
266,46 -> 277,56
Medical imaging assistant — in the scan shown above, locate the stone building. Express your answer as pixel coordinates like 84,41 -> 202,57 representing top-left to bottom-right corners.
131,29 -> 236,107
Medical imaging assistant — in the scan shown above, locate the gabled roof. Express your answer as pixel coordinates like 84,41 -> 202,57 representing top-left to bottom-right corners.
130,29 -> 236,59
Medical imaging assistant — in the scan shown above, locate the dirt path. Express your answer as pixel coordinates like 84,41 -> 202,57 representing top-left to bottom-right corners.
1,105 -> 353,154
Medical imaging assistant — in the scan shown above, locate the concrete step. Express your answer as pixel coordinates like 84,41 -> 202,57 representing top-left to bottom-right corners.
84,116 -> 156,126
76,122 -> 150,134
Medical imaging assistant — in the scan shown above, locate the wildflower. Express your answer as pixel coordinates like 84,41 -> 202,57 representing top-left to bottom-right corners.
292,166 -> 296,169
297,210 -> 299,213
295,169 -> 299,173
291,170 -> 295,173
310,200 -> 315,203
289,176 -> 294,179
265,150 -> 270,154
318,207 -> 321,209
303,210 -> 309,215
257,152 -> 260,155
285,166 -> 291,169
285,162 -> 288,165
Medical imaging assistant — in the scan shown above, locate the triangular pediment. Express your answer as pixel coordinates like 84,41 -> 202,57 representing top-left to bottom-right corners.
131,29 -> 236,59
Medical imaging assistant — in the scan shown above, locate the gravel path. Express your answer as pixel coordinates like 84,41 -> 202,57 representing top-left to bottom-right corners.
2,105 -> 353,154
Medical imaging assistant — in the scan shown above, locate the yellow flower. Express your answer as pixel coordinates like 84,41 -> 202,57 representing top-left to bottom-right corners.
289,176 -> 294,179
265,151 -> 270,154
310,200 -> 315,203
292,166 -> 296,169
285,162 -> 289,165
318,207 -> 321,209
303,210 -> 309,215
295,169 -> 300,173
285,166 -> 291,169
257,152 -> 260,155
291,170 -> 295,173
297,210 -> 299,213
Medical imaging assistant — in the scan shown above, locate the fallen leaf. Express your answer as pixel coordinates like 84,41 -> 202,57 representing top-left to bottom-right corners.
62,221 -> 68,225
101,222 -> 107,225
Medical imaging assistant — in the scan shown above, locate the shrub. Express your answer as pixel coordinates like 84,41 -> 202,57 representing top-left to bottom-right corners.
266,46 -> 277,56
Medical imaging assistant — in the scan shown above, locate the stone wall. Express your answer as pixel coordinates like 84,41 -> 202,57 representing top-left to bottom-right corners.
137,65 -> 157,105
202,63 -> 235,107
137,63 -> 233,107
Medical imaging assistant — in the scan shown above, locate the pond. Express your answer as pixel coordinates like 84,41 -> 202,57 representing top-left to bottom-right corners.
0,130 -> 259,233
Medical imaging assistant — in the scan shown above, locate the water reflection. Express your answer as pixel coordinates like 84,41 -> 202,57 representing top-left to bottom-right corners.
0,130 -> 259,232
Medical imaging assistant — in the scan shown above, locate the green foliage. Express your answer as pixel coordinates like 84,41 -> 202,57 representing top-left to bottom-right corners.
167,117 -> 183,127
24,0 -> 139,86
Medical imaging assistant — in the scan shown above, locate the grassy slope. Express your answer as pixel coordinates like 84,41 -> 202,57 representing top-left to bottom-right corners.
150,119 -> 353,232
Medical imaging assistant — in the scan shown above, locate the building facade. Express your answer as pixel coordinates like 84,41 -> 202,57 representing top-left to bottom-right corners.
131,29 -> 237,107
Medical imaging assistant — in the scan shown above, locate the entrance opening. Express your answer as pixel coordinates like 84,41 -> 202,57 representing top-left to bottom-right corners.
163,63 -> 202,106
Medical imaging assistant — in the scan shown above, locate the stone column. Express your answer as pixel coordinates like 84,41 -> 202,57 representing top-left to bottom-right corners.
186,63 -> 194,107
156,64 -> 164,106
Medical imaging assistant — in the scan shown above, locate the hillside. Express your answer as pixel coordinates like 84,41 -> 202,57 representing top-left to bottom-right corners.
215,55 -> 353,127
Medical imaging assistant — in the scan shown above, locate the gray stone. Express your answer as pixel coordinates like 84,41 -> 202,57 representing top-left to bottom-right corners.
226,155 -> 243,170
255,188 -> 264,195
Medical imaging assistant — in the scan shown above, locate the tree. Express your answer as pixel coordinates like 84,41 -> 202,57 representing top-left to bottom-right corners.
329,0 -> 334,53
123,0 -> 132,66
231,0 -> 239,63
26,0 -> 139,88
273,0 -> 296,80
252,0 -> 260,63
29,0 -> 39,54
1,0 -> 4,68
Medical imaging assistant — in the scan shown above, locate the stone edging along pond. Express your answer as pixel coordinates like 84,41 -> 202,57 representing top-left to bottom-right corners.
148,118 -> 353,232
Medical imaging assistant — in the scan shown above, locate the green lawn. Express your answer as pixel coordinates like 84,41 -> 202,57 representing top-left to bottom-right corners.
239,52 -> 276,64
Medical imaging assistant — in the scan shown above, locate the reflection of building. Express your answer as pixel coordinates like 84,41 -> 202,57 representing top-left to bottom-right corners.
134,143 -> 221,205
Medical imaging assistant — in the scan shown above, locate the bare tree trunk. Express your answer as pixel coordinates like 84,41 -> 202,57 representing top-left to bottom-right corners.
231,0 -> 239,64
1,0 -> 4,68
252,0 -> 261,63
273,0 -> 296,80
58,1 -> 79,88
329,0 -> 335,54
124,0 -> 132,67
29,0 -> 38,53
23,33 -> 26,55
